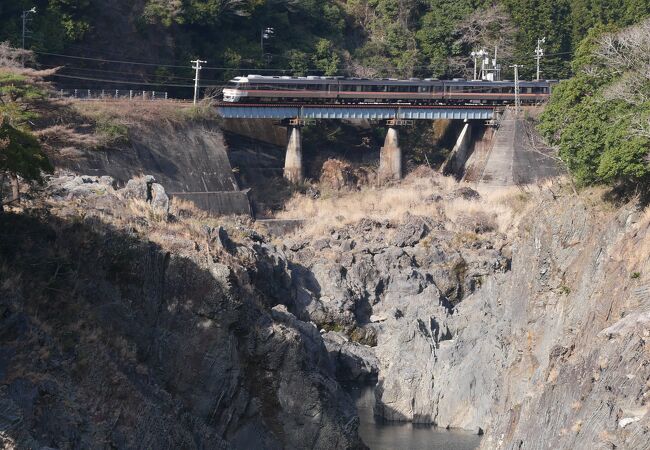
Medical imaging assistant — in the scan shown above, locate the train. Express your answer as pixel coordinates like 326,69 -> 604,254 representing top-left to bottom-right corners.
222,75 -> 555,105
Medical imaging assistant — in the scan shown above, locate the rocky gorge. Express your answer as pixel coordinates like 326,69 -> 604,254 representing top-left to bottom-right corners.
277,171 -> 650,449
1,170 -> 649,449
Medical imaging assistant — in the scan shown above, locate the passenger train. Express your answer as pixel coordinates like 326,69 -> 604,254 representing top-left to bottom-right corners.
222,75 -> 555,105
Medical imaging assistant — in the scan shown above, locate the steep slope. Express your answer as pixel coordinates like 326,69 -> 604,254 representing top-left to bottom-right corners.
276,172 -> 650,448
0,177 -> 363,449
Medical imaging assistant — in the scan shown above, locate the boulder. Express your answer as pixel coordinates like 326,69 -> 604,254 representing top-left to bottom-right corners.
322,331 -> 379,382
449,186 -> 481,200
390,215 -> 433,247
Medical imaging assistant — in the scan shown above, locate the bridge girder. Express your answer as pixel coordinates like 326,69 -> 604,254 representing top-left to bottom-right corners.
217,104 -> 495,121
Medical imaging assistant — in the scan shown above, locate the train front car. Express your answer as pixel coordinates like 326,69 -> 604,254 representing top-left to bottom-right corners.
222,76 -> 248,102
223,75 -> 340,103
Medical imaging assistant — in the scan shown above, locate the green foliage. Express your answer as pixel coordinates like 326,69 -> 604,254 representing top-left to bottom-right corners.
313,39 -> 340,76
0,0 -> 92,51
0,119 -> 53,184
95,119 -> 128,144
539,23 -> 650,194
0,71 -> 48,126
1,0 -> 648,85
287,50 -> 309,76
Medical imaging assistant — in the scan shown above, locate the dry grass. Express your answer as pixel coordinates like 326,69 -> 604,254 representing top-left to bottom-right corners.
278,170 -> 544,237
72,98 -> 218,127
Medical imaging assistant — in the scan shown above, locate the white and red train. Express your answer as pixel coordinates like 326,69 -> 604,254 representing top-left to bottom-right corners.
222,75 -> 555,105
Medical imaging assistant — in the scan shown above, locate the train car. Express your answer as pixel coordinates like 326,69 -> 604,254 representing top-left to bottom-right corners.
222,75 -> 554,105
443,79 -> 551,104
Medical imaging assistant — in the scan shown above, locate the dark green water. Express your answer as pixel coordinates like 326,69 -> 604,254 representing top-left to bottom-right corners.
348,386 -> 481,450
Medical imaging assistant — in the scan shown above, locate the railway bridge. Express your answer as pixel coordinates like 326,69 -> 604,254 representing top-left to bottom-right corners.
217,102 -> 498,183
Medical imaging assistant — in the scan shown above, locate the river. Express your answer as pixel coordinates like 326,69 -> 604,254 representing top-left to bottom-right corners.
348,385 -> 482,450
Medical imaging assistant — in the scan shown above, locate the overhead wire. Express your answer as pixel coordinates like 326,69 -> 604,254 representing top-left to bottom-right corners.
47,73 -> 197,88
34,46 -> 574,77
38,64 -> 199,82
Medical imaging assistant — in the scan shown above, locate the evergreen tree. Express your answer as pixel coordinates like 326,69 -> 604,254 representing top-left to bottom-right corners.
0,118 -> 53,211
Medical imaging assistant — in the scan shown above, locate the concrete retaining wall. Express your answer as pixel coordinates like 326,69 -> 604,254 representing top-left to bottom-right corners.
170,191 -> 252,216
52,120 -> 253,216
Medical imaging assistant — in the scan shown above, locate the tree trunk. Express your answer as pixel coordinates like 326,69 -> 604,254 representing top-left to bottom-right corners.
10,174 -> 19,203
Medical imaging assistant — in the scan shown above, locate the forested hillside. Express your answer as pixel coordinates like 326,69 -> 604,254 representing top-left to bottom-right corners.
1,0 -> 648,86
1,0 -> 648,194
539,18 -> 650,196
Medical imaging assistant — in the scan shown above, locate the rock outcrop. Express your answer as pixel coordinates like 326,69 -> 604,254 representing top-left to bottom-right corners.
5,172 -> 649,450
0,177 -> 364,449
284,213 -> 511,426
282,187 -> 650,449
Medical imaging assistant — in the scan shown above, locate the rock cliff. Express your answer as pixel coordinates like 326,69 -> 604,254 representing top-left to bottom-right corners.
278,176 -> 650,449
3,171 -> 649,449
0,176 -> 364,449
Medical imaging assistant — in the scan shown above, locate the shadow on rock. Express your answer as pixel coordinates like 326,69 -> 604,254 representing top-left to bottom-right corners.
0,212 -> 364,449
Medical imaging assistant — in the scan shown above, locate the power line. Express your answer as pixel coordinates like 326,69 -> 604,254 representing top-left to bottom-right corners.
34,48 -> 575,79
38,64 -> 200,82
47,73 -> 197,88
34,50 -> 288,72
34,50 -> 190,68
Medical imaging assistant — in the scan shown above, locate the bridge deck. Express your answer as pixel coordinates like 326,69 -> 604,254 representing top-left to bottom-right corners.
217,103 -> 495,120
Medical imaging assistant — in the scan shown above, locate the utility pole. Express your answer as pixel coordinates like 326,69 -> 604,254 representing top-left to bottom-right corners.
471,49 -> 488,80
493,45 -> 501,81
510,64 -> 524,115
261,27 -> 274,66
470,50 -> 479,80
535,37 -> 546,81
191,59 -> 206,105
21,7 -> 36,67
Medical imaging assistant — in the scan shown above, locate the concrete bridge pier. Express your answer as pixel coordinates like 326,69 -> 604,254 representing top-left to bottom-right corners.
379,126 -> 402,182
284,125 -> 303,183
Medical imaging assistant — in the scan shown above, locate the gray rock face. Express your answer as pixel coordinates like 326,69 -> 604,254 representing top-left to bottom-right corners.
0,180 -> 364,450
49,174 -> 115,199
470,200 -> 650,449
323,331 -> 379,382
389,215 -> 435,247
285,198 -> 650,449
285,214 -> 511,426
51,174 -> 171,216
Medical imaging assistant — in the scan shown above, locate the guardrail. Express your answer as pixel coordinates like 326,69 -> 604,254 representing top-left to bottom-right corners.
55,89 -> 169,101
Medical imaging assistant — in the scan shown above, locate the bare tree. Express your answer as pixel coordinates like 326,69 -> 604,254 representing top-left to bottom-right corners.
594,19 -> 650,140
450,4 -> 517,79
0,42 -> 33,68
587,19 -> 650,105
